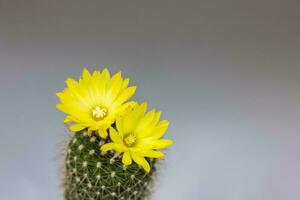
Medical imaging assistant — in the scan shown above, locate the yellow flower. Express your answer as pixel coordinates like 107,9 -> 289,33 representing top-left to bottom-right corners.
101,102 -> 173,172
56,68 -> 137,138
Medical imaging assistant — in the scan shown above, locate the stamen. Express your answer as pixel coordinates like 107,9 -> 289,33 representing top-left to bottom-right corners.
92,106 -> 107,120
124,133 -> 136,147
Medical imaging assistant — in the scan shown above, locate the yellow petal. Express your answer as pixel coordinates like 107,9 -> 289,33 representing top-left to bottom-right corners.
56,103 -> 67,112
134,109 -> 156,135
131,153 -> 150,173
135,102 -> 147,119
122,78 -> 129,89
115,101 -> 137,116
109,127 -> 122,143
152,139 -> 173,149
101,68 -> 110,80
82,68 -> 91,79
87,127 -> 93,135
137,139 -> 174,149
69,123 -> 87,132
63,116 -> 73,124
98,128 -> 108,139
65,78 -> 78,88
112,86 -> 137,107
132,148 -> 165,159
122,151 -> 132,165
115,116 -> 124,135
105,72 -> 123,103
95,71 -> 106,100
145,120 -> 169,139
122,102 -> 145,133
101,143 -> 126,152
123,116 -> 136,134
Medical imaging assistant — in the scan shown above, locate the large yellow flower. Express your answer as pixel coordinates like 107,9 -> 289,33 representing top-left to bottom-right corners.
101,102 -> 173,172
56,68 -> 137,138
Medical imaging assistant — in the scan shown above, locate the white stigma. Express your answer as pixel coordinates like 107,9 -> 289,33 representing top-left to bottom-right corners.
92,106 -> 107,120
124,133 -> 136,147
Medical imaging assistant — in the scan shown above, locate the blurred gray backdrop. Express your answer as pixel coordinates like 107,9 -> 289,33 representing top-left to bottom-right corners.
0,0 -> 300,200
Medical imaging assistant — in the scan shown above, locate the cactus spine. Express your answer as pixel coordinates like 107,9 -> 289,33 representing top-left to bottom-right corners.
64,130 -> 156,200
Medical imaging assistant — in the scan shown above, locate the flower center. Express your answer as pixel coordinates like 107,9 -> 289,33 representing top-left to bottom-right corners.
124,134 -> 136,147
92,106 -> 107,120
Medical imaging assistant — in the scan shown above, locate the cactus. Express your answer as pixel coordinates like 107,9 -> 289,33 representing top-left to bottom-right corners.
56,68 -> 173,200
64,130 -> 156,200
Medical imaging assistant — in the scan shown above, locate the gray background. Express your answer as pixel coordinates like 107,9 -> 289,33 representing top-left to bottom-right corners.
0,0 -> 300,199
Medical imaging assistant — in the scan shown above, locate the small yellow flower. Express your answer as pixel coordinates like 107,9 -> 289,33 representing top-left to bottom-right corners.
56,68 -> 137,138
101,102 -> 173,172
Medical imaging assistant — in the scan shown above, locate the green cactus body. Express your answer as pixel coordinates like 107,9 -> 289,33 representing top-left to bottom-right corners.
64,130 -> 157,200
